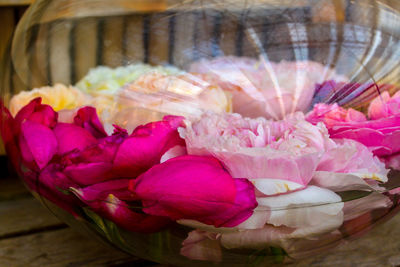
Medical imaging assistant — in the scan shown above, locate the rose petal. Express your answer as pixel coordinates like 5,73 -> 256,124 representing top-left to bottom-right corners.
131,155 -> 257,227
71,179 -> 136,202
113,117 -> 184,177
64,162 -> 113,186
20,120 -> 58,169
74,106 -> 107,138
53,123 -> 98,155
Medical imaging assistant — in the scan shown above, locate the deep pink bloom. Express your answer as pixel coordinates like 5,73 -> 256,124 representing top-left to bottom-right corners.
130,155 -> 257,227
72,180 -> 171,233
113,116 -> 185,177
74,106 -> 108,138
58,126 -> 128,185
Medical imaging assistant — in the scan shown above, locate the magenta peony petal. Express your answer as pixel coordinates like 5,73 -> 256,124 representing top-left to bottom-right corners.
131,155 -> 257,227
72,190 -> 170,233
0,104 -> 20,170
53,123 -> 97,155
74,106 -> 107,138
113,117 -> 185,177
64,162 -> 113,186
14,98 -> 58,132
72,179 -> 137,202
22,165 -> 80,216
20,120 -> 58,169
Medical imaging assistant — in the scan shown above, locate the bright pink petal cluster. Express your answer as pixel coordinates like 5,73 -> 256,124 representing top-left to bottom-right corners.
1,97 -> 257,231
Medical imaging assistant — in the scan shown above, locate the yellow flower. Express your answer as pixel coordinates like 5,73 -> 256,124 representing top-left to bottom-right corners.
9,83 -> 90,116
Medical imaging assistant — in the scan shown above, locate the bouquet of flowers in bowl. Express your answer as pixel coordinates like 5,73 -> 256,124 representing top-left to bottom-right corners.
2,56 -> 400,266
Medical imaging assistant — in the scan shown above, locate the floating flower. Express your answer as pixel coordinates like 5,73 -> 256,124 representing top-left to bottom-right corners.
116,73 -> 231,133
307,96 -> 400,169
76,64 -> 183,96
112,115 -> 186,177
130,155 -> 257,227
180,112 -> 332,195
9,84 -> 89,116
190,57 -> 347,119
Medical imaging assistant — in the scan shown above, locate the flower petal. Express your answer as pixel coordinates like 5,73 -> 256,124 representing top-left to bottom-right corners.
20,120 -> 58,169
131,155 -> 257,227
113,117 -> 184,177
64,162 -> 113,186
53,123 -> 98,155
74,106 -> 107,138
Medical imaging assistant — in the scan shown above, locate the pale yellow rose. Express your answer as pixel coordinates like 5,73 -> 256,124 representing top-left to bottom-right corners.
9,83 -> 90,116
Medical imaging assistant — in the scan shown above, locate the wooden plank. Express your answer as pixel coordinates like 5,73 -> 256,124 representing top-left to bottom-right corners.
0,197 -> 64,239
0,177 -> 30,200
0,228 -> 135,267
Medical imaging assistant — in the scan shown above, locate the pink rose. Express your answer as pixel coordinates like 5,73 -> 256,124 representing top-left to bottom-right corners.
307,97 -> 400,169
190,57 -> 347,119
130,155 -> 257,227
368,91 -> 400,120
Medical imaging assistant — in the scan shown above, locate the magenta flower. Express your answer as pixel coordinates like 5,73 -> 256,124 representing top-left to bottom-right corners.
112,116 -> 186,177
130,155 -> 257,227
72,179 -> 171,233
22,164 -> 81,216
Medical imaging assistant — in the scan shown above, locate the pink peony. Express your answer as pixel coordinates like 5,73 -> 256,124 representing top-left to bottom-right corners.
180,112 -> 334,195
130,155 -> 257,227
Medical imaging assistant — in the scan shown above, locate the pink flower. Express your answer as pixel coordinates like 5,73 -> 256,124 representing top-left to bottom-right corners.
112,115 -> 186,177
312,138 -> 389,191
13,98 -> 58,170
72,179 -> 171,233
307,100 -> 400,169
306,103 -> 367,128
130,155 -> 257,227
368,91 -> 400,120
190,57 -> 347,119
180,112 -> 334,195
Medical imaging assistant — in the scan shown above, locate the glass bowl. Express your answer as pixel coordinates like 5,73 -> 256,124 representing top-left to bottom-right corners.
2,0 -> 400,266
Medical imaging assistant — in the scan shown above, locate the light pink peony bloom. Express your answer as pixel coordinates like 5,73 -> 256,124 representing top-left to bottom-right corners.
190,57 -> 347,119
130,155 -> 257,227
180,112 -> 334,195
